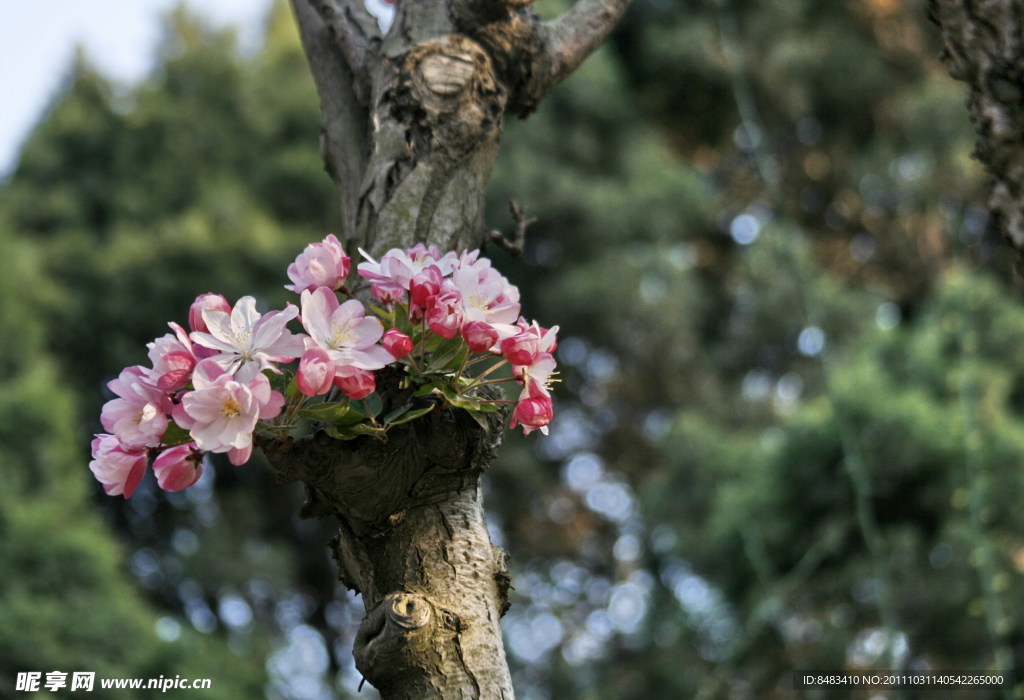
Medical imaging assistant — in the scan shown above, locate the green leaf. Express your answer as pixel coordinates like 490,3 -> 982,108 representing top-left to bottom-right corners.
426,337 -> 469,371
435,381 -> 461,404
369,303 -> 395,325
161,422 -> 192,445
412,383 -> 437,397
393,301 -> 413,336
464,408 -> 491,431
381,403 -> 413,424
387,404 -> 435,426
323,425 -> 359,441
442,390 -> 500,413
297,401 -> 351,423
347,423 -> 387,436
351,393 -> 383,419
269,369 -> 294,395
381,402 -> 436,426
285,377 -> 302,403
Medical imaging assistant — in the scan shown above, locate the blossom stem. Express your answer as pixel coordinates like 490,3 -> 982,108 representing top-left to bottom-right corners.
361,399 -> 378,425
464,353 -> 501,367
464,377 -> 513,389
418,313 -> 427,369
453,346 -> 471,387
462,359 -> 510,393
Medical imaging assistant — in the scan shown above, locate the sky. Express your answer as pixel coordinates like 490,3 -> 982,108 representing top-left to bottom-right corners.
0,0 -> 274,178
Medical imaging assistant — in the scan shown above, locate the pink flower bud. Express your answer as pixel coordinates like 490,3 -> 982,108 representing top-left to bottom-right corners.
510,396 -> 554,435
501,333 -> 539,366
153,444 -> 204,491
189,293 -> 231,334
426,290 -> 464,340
382,329 -> 414,359
297,348 -> 336,396
285,234 -> 351,294
333,368 -> 376,400
89,435 -> 148,498
409,266 -> 443,308
462,321 -> 498,354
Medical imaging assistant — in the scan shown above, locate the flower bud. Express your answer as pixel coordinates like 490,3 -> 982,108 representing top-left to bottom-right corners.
334,368 -> 376,400
501,333 -> 539,366
153,444 -> 204,491
189,293 -> 231,334
285,234 -> 351,294
462,321 -> 498,354
409,266 -> 443,308
511,396 -> 554,435
297,348 -> 336,396
382,329 -> 414,359
426,291 -> 464,339
89,435 -> 148,498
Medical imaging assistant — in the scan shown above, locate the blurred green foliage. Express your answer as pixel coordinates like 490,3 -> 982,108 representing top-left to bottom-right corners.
0,0 -> 1020,698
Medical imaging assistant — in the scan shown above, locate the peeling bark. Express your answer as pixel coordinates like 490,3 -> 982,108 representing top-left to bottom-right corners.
279,0 -> 631,695
930,0 -> 1024,276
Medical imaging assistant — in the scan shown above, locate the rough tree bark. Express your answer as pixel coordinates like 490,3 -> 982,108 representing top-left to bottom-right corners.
930,0 -> 1024,275
258,0 -> 629,696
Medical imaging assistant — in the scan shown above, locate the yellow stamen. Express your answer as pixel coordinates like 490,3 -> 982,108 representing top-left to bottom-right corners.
221,398 -> 242,418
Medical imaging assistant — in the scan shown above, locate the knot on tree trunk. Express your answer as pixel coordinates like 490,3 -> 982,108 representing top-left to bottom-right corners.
401,35 -> 505,148
355,592 -> 465,697
359,34 -> 508,253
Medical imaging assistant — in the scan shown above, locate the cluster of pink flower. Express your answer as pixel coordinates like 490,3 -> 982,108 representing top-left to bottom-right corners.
90,235 -> 558,498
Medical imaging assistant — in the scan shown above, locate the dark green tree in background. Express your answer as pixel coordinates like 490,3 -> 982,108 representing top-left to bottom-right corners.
2,0 -> 1024,697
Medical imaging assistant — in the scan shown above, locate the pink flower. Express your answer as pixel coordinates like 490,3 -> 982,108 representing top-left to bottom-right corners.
501,321 -> 559,367
382,329 -> 414,359
357,246 -> 458,304
333,367 -> 376,400
146,322 -> 197,392
189,293 -> 231,334
409,266 -> 444,308
462,321 -> 499,354
89,434 -> 147,498
152,444 -> 203,491
191,296 -> 306,381
285,234 -> 351,293
296,347 -> 336,396
179,359 -> 284,463
450,257 -> 521,338
100,366 -> 173,448
299,287 -> 394,371
510,395 -> 554,435
514,352 -> 558,399
426,288 -> 464,339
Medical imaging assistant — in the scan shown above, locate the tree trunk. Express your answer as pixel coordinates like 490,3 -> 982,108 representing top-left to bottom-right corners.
260,0 -> 630,696
930,0 -> 1024,277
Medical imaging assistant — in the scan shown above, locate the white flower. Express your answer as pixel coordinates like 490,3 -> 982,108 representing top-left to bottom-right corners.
190,296 -> 306,381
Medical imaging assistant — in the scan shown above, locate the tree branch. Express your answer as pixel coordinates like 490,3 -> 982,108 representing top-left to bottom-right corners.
527,0 -> 631,111
290,0 -> 371,246
450,0 -> 630,116
308,0 -> 382,104
488,199 -> 535,255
